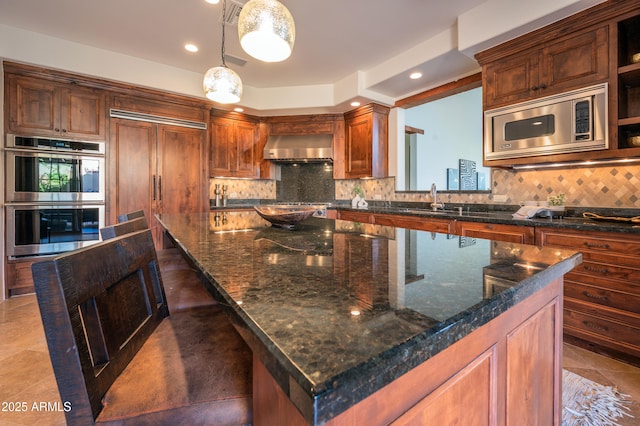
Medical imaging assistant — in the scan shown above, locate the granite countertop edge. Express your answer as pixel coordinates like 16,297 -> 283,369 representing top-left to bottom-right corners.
309,252 -> 582,422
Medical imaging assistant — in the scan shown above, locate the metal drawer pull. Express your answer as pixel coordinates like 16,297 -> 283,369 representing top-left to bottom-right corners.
584,321 -> 608,332
583,242 -> 610,249
583,291 -> 609,302
583,265 -> 610,274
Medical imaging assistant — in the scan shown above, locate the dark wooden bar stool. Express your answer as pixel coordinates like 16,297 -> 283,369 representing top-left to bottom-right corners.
116,210 -> 191,273
105,212 -> 217,313
31,229 -> 252,425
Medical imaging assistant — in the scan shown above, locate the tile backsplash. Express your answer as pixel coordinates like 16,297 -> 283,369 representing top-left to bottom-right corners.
211,163 -> 640,208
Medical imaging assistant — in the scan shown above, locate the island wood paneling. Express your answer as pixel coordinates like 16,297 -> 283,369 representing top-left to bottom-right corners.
251,277 -> 563,425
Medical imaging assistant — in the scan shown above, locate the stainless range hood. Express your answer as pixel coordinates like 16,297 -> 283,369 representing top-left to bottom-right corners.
264,134 -> 333,162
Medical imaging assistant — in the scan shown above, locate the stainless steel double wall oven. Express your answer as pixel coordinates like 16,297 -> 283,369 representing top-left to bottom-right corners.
5,135 -> 105,257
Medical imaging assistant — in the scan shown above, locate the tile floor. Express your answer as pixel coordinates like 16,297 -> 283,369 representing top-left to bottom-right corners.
1,294 -> 639,425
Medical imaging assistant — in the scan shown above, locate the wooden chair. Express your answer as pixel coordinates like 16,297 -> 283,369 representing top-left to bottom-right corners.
32,229 -> 252,425
117,210 -> 192,273
106,212 -> 217,313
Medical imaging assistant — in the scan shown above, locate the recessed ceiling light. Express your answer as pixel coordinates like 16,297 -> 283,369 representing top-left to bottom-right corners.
185,44 -> 198,52
205,0 -> 220,4
410,72 -> 422,79
350,101 -> 361,107
234,107 -> 244,112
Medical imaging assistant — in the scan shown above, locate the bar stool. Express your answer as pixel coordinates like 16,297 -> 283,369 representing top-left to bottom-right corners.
102,214 -> 218,313
31,229 -> 252,425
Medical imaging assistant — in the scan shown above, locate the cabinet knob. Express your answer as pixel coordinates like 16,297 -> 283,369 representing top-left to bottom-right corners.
531,86 -> 539,91
539,83 -> 547,90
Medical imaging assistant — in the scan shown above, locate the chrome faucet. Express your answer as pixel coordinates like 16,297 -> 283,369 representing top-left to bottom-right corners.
430,183 -> 444,211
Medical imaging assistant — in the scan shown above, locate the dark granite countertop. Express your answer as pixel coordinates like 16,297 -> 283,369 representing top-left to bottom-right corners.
336,204 -> 640,234
157,212 -> 582,424
212,200 -> 640,234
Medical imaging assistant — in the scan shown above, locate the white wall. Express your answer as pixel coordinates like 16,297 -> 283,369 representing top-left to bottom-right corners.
404,87 -> 489,191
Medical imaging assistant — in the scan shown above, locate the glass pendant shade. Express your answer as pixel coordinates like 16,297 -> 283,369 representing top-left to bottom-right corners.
238,0 -> 295,62
203,66 -> 243,104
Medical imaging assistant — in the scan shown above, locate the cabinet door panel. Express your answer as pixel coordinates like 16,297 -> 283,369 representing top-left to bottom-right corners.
394,351 -> 493,426
210,117 -> 234,176
158,125 -> 207,216
345,116 -> 372,177
62,87 -> 107,139
110,119 -> 156,226
540,26 -> 609,91
234,120 -> 258,178
506,301 -> 559,426
9,76 -> 57,134
484,52 -> 539,109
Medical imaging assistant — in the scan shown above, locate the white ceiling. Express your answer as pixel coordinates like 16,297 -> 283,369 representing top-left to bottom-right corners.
0,0 -> 604,114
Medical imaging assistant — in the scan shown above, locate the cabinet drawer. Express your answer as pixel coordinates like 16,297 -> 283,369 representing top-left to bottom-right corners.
536,227 -> 640,268
373,214 -> 453,233
338,210 -> 374,224
565,278 -> 640,314
455,221 -> 535,244
570,259 -> 640,283
564,302 -> 640,356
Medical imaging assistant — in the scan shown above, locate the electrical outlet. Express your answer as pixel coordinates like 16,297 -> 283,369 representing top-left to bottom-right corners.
374,194 -> 382,200
229,192 -> 237,199
493,194 -> 507,203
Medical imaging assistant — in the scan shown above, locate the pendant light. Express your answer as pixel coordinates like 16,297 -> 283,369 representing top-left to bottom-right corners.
238,0 -> 295,62
203,0 -> 243,103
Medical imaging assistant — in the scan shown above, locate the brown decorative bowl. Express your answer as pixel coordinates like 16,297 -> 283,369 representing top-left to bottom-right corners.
254,205 -> 317,229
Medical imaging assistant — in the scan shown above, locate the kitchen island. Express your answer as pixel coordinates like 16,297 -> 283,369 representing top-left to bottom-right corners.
157,212 -> 582,425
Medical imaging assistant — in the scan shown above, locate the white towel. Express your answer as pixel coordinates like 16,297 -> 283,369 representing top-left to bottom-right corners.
512,206 -> 545,219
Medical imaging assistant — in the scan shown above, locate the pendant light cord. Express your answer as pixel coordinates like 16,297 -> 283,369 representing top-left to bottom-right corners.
221,0 -> 227,67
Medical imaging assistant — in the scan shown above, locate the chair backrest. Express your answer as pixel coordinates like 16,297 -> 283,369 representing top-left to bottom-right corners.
100,216 -> 148,240
32,229 -> 169,425
117,209 -> 146,223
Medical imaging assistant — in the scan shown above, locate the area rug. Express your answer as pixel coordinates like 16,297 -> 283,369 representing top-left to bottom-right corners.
563,369 -> 634,426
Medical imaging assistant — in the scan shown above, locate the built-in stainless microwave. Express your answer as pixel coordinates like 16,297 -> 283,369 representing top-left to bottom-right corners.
484,83 -> 607,160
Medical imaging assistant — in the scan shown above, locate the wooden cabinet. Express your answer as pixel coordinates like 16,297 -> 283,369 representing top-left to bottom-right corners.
454,221 -> 535,244
6,74 -> 106,140
337,210 -> 456,235
337,210 -> 374,224
373,213 -> 454,234
478,2 -> 640,166
109,108 -> 208,248
343,104 -> 389,178
536,227 -> 640,366
617,13 -> 640,154
210,113 -> 259,178
483,26 -> 608,109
